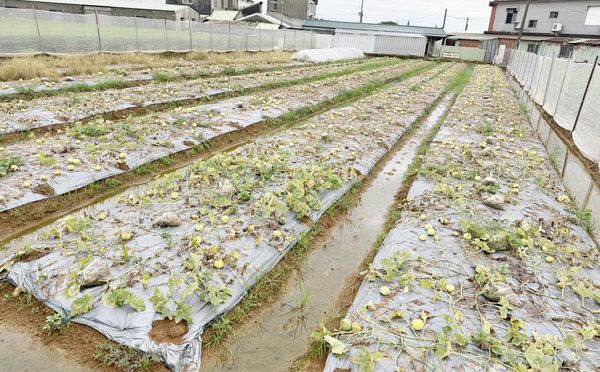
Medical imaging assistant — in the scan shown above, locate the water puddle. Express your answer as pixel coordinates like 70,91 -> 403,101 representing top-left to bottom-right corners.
0,325 -> 94,371
201,95 -> 452,371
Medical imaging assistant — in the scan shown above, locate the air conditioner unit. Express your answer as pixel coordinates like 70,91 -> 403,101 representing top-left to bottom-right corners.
552,23 -> 563,32
513,21 -> 521,30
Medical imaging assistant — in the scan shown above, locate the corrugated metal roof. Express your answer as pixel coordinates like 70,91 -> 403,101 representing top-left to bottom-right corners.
335,28 -> 426,39
303,19 -> 446,38
447,33 -> 498,41
206,10 -> 240,21
237,12 -> 289,27
25,0 -> 192,12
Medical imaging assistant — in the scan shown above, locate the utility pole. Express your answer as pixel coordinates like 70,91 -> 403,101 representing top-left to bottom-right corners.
465,17 -> 469,31
442,9 -> 447,29
359,0 -> 365,23
516,0 -> 530,49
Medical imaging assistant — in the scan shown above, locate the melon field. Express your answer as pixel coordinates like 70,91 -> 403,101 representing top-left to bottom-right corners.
0,52 -> 597,372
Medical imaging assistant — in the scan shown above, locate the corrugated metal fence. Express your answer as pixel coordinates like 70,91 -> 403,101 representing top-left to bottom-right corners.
312,29 -> 427,57
0,6 -> 315,55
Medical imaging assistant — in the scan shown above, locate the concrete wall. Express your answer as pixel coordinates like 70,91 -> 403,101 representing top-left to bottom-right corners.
490,0 -> 600,36
440,45 -> 486,62
507,70 -> 600,237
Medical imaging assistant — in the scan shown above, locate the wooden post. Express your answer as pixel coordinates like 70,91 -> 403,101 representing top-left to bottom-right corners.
32,6 -> 42,53
189,20 -> 193,52
94,10 -> 102,53
164,18 -> 168,48
228,21 -> 231,51
209,23 -> 213,51
134,16 -> 140,52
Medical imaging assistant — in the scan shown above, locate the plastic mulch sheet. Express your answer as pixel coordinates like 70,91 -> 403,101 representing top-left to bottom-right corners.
324,65 -> 599,372
0,63 -> 459,371
0,62 -> 418,213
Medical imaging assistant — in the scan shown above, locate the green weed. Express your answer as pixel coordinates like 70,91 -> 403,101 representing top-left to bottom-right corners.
93,341 -> 159,372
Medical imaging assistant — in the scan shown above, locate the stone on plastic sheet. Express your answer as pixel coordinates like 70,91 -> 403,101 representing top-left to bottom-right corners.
153,212 -> 182,227
78,259 -> 111,287
481,281 -> 522,306
482,194 -> 505,210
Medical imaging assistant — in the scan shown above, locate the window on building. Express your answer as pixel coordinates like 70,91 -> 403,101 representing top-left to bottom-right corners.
558,45 -> 574,59
549,11 -> 559,18
527,44 -> 540,54
585,6 -> 600,25
528,20 -> 537,28
271,0 -> 279,11
182,0 -> 193,4
506,8 -> 518,24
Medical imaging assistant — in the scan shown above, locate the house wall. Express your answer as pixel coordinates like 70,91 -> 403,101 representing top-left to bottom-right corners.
210,0 -> 238,11
0,0 -> 196,20
167,0 -> 211,15
456,39 -> 481,48
517,40 -> 600,62
266,0 -> 314,27
489,0 -> 600,36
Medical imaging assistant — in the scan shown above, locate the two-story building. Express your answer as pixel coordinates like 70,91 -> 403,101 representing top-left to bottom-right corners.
266,0 -> 317,28
485,1 -> 600,59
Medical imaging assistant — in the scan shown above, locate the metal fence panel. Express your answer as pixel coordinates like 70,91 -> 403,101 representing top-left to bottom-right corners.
0,6 -> 317,55
0,7 -> 40,54
36,10 -> 98,54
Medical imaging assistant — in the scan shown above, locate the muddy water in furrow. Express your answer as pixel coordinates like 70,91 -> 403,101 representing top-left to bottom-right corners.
0,325 -> 95,371
202,95 -> 453,372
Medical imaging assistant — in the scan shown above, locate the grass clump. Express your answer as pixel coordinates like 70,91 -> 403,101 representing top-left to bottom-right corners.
0,51 -> 293,82
93,341 -> 160,372
70,120 -> 111,138
575,208 -> 595,237
153,71 -> 174,82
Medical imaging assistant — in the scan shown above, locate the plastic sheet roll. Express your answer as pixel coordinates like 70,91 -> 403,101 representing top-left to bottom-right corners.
292,48 -> 365,63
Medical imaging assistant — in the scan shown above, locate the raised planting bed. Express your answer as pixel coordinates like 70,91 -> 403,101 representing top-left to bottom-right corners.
0,60 -> 305,98
0,60 -> 426,213
324,65 -> 599,372
0,57 -> 388,135
0,62 -> 464,370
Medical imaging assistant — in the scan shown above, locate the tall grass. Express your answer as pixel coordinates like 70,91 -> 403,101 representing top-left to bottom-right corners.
0,51 -> 292,82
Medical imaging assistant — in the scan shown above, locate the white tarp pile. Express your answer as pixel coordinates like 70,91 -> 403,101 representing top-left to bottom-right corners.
292,48 -> 365,63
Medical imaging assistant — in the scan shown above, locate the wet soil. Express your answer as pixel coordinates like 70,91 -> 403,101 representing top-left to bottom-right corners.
149,320 -> 188,345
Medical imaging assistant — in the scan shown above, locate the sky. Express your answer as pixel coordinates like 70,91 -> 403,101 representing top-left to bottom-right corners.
314,0 -> 492,32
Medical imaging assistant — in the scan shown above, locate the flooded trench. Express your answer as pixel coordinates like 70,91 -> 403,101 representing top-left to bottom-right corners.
0,325 -> 94,371
201,94 -> 453,372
